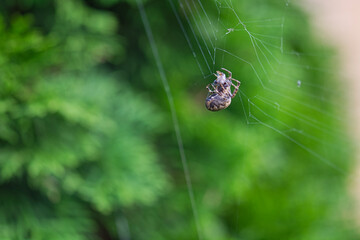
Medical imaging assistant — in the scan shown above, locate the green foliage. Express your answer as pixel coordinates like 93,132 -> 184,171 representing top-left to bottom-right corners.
0,0 -> 357,239
0,1 -> 167,238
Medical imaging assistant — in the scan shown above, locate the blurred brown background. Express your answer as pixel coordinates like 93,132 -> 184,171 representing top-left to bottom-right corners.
301,0 -> 360,224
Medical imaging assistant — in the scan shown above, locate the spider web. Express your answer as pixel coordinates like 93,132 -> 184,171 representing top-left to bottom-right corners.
137,0 -> 352,239
166,0 -> 348,170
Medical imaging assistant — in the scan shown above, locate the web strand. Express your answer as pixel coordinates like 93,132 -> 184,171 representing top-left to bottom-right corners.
137,1 -> 203,239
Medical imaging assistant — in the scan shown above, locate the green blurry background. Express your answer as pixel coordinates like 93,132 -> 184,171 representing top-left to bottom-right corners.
0,0 -> 357,239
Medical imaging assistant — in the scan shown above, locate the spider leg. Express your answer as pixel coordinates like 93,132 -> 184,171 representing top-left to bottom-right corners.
230,78 -> 241,98
206,83 -> 220,93
230,77 -> 240,85
221,68 -> 232,78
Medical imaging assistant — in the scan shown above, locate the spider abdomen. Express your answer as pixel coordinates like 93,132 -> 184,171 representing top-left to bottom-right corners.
205,93 -> 231,111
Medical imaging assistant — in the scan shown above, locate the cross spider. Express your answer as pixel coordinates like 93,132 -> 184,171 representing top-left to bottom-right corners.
205,68 -> 241,111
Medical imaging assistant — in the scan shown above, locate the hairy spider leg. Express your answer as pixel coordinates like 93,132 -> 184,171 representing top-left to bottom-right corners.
221,68 -> 232,78
230,78 -> 241,98
217,83 -> 227,96
230,78 -> 241,86
206,83 -> 220,94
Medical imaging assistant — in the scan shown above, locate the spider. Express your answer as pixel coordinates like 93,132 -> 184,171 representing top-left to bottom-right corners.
205,68 -> 241,111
